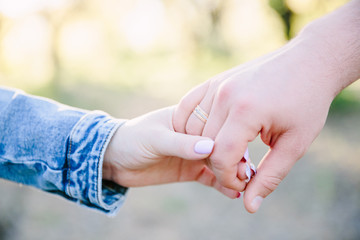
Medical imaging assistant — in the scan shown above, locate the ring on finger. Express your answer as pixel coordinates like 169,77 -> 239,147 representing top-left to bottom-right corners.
193,105 -> 209,123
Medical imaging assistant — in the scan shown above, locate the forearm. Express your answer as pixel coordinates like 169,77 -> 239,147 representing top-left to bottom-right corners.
297,0 -> 360,97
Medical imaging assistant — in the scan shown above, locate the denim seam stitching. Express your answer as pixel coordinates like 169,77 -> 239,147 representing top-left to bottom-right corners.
66,113 -> 87,198
67,132 -> 73,198
96,119 -> 113,206
96,119 -> 125,210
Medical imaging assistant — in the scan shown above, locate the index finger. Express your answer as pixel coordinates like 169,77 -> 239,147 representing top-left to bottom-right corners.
208,113 -> 259,191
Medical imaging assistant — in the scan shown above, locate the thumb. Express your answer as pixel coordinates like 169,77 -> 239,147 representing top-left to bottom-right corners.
243,136 -> 305,213
156,130 -> 215,160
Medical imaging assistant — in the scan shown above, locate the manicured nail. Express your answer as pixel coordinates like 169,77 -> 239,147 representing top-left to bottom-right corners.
251,196 -> 263,212
237,192 -> 241,198
244,148 -> 250,161
245,163 -> 251,183
194,140 -> 214,154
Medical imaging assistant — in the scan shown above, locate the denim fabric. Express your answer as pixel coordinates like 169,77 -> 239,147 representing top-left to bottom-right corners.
0,87 -> 127,215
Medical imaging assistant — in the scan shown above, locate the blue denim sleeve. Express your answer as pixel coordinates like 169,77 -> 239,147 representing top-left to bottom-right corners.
0,87 -> 127,215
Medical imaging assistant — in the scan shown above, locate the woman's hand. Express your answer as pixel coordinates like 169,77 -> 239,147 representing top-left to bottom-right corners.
103,106 -> 253,199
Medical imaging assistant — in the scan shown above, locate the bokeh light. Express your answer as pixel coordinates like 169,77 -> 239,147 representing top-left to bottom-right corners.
0,1 -> 359,240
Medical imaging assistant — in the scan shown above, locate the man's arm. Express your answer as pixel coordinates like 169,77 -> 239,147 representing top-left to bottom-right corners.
174,0 -> 360,213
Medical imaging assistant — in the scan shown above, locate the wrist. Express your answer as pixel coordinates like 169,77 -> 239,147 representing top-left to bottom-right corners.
296,1 -> 360,97
102,122 -> 132,187
259,34 -> 340,105
102,151 -> 113,181
293,30 -> 342,100
103,123 -> 123,183
263,20 -> 356,104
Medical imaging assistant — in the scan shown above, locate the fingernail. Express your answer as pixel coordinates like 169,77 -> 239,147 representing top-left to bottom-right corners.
194,140 -> 214,154
245,163 -> 251,182
244,148 -> 250,161
251,196 -> 263,212
237,192 -> 241,198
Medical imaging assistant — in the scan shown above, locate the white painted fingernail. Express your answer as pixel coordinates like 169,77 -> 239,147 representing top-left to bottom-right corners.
244,148 -> 250,161
194,140 -> 214,154
244,147 -> 257,175
245,163 -> 251,183
251,196 -> 263,212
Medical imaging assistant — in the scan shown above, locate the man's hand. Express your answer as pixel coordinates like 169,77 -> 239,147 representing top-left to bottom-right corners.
174,0 -> 360,213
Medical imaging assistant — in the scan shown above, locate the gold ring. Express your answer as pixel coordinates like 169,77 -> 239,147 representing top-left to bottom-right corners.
193,105 -> 209,123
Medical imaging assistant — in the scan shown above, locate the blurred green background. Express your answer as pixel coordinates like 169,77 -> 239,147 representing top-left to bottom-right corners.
0,0 -> 359,239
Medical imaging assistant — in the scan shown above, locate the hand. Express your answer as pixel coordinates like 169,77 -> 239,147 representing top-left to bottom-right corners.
174,0 -> 360,213
173,38 -> 338,212
103,106 -> 252,199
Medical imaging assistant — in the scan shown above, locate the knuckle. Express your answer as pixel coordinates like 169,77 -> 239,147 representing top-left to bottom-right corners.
238,181 -> 247,192
259,174 -> 283,195
210,158 -> 237,189
178,95 -> 193,112
222,141 -> 238,153
218,177 -> 233,189
210,156 -> 226,172
232,96 -> 254,116
218,176 -> 244,191
216,83 -> 234,104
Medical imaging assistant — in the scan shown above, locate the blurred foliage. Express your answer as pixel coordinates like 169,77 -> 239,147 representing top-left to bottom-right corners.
269,0 -> 293,39
0,1 -> 359,239
330,89 -> 360,115
0,0 -> 357,106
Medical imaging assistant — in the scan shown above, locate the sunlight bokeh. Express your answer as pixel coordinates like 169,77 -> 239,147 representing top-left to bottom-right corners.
0,1 -> 359,240
120,0 -> 166,52
0,0 -> 69,18
0,0 -> 352,100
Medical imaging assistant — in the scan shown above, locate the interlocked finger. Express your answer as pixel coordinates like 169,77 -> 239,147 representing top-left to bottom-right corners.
186,93 -> 215,136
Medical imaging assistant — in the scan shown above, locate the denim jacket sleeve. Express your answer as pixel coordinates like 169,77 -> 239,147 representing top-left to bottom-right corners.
0,86 -> 128,215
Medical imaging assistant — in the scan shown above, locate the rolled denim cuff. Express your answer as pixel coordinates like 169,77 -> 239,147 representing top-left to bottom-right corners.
66,111 -> 128,215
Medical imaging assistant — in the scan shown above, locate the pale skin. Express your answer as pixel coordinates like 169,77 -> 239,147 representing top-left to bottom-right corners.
102,0 -> 360,212
102,106 -> 253,199
173,0 -> 360,213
